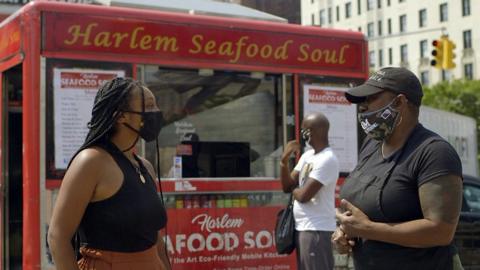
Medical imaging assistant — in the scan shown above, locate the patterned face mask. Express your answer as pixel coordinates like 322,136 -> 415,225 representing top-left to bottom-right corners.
301,128 -> 311,143
358,98 -> 400,141
301,128 -> 312,148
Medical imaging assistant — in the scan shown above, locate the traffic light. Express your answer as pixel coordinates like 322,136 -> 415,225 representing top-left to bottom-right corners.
431,35 -> 456,70
430,38 -> 444,69
443,38 -> 456,69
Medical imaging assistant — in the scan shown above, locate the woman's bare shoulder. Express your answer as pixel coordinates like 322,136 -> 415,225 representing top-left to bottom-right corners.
66,147 -> 116,181
73,147 -> 112,164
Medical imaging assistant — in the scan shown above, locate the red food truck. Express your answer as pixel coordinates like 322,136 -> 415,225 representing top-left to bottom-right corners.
0,1 -> 368,269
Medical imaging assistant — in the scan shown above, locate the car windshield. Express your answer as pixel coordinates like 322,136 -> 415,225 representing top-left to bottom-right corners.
464,184 -> 480,213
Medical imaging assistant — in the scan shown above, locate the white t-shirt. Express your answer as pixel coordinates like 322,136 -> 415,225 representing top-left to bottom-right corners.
293,147 -> 339,231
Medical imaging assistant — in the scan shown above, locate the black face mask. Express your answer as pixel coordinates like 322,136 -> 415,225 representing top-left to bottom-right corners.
123,111 -> 164,142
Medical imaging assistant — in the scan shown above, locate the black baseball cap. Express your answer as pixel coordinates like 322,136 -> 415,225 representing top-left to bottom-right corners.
345,67 -> 423,106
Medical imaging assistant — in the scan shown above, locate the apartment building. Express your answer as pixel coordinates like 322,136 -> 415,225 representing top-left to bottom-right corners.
301,0 -> 479,85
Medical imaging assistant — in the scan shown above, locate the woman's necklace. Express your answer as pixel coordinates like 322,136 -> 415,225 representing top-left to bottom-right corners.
133,163 -> 146,184
128,155 -> 146,184
112,141 -> 146,184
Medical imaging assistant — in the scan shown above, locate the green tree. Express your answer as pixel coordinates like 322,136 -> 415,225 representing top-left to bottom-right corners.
422,79 -> 480,170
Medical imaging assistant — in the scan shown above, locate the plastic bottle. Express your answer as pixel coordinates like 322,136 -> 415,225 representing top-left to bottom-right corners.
224,194 -> 233,208
200,195 -> 209,208
184,195 -> 192,209
192,195 -> 200,208
247,194 -> 256,207
217,195 -> 225,208
232,195 -> 240,208
165,195 -> 176,209
209,195 -> 217,208
175,195 -> 184,209
240,195 -> 248,207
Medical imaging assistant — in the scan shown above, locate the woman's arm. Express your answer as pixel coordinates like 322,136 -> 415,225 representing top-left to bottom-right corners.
47,149 -> 106,270
336,174 -> 462,248
156,231 -> 172,270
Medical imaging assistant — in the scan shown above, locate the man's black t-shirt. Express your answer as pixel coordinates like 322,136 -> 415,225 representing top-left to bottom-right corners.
340,124 -> 462,270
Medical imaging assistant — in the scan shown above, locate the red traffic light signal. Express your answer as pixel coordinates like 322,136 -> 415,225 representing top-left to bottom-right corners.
431,39 -> 444,69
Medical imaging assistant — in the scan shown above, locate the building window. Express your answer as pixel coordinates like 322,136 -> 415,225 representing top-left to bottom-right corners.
400,44 -> 408,63
464,63 -> 473,80
311,0 -> 314,3
441,70 -> 452,81
462,0 -> 470,16
378,0 -> 382,8
357,0 -> 361,14
399,0 -> 405,2
311,14 -> 315,24
367,0 -> 374,10
378,20 -> 383,36
328,7 -> 332,23
387,18 -> 392,34
463,30 -> 472,49
369,51 -> 375,67
379,49 -> 384,67
420,71 -> 429,85
367,22 -> 374,37
320,9 -> 326,26
358,26 -> 362,32
388,47 -> 393,65
420,39 -> 428,58
399,15 -> 407,33
440,3 -> 448,22
387,0 -> 391,6
345,2 -> 352,18
419,9 -> 427,28
336,6 -> 340,21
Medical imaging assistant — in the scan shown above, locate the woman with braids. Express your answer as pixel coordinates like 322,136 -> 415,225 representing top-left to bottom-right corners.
48,78 -> 170,270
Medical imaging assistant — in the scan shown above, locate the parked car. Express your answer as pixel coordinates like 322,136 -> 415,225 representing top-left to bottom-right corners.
455,175 -> 480,269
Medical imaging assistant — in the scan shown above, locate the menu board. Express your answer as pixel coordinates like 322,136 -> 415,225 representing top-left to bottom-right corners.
303,85 -> 358,173
53,68 -> 125,169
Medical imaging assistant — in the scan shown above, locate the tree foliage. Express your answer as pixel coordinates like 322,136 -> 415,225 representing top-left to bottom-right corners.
422,79 -> 480,169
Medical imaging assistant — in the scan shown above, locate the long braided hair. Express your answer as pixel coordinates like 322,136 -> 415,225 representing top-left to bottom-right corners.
69,77 -> 170,265
69,77 -> 143,258
68,77 -> 143,167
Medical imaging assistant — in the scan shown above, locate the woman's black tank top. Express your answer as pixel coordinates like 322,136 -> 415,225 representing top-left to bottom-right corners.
78,141 -> 167,252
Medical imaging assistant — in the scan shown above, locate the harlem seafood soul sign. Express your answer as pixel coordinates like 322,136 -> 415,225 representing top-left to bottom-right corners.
165,207 -> 295,269
43,13 -> 365,74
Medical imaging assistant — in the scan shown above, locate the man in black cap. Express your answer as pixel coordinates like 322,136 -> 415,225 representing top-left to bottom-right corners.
332,67 -> 464,269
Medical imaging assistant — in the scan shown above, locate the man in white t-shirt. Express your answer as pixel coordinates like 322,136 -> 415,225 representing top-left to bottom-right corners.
280,112 -> 339,270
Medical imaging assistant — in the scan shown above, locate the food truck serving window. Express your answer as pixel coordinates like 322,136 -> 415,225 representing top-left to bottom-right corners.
142,66 -> 283,179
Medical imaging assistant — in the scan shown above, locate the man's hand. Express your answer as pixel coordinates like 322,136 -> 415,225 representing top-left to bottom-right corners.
282,140 -> 301,162
331,227 -> 355,254
279,140 -> 300,193
336,199 -> 372,238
